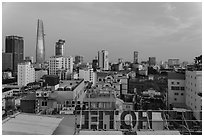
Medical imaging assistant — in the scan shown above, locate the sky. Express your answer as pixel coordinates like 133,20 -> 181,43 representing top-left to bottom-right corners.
2,2 -> 202,63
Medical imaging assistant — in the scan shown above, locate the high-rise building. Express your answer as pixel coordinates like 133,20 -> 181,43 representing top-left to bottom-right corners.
149,57 -> 156,66
98,50 -> 109,70
133,51 -> 138,63
5,35 -> 24,74
185,70 -> 202,120
49,56 -> 73,76
36,19 -> 45,64
75,55 -> 84,64
55,39 -> 65,56
18,62 -> 35,86
2,53 -> 13,71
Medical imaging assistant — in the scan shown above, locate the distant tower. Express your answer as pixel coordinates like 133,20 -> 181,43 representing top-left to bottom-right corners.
55,39 -> 65,56
133,51 -> 138,63
98,50 -> 109,70
36,19 -> 45,63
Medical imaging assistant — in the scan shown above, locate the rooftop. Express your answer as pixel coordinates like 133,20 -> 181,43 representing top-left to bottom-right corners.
2,113 -> 63,135
168,72 -> 185,80
137,130 -> 180,135
78,130 -> 123,135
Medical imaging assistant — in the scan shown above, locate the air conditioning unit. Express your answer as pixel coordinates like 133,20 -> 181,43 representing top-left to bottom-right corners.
43,92 -> 49,97
36,92 -> 42,97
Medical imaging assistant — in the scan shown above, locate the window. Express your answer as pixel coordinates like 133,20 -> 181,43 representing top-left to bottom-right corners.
180,87 -> 185,90
42,101 -> 47,106
171,82 -> 174,85
181,93 -> 184,96
177,82 -> 180,85
91,117 -> 98,122
174,98 -> 177,101
174,93 -> 179,95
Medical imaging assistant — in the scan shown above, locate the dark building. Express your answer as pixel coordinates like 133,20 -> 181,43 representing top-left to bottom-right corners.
20,93 -> 36,113
55,39 -> 65,56
133,51 -> 138,63
92,59 -> 98,72
44,75 -> 59,86
75,55 -> 84,64
36,19 -> 45,64
149,57 -> 156,66
2,53 -> 13,71
5,35 -> 24,75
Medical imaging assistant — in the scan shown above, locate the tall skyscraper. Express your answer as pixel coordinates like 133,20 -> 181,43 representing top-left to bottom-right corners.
133,51 -> 138,63
36,19 -> 45,64
98,50 -> 109,70
55,39 -> 65,56
5,35 -> 24,74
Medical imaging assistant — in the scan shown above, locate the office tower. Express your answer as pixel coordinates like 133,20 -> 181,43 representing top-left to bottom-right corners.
5,35 -> 24,74
36,19 -> 45,64
75,55 -> 84,64
133,51 -> 138,63
149,57 -> 156,66
55,39 -> 65,56
98,50 -> 109,70
18,62 -> 35,86
49,56 -> 73,75
2,53 -> 13,71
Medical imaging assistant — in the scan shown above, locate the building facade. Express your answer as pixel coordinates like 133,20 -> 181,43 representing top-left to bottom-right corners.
49,56 -> 73,76
167,72 -> 185,107
185,71 -> 202,120
5,35 -> 24,74
2,53 -> 13,71
55,39 -> 65,56
98,50 -> 109,70
36,19 -> 45,64
75,55 -> 84,64
18,62 -> 35,86
35,69 -> 48,82
149,57 -> 156,66
79,68 -> 96,85
133,51 -> 138,64
168,59 -> 180,68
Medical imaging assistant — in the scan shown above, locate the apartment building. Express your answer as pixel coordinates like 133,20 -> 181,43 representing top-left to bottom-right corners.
185,70 -> 202,120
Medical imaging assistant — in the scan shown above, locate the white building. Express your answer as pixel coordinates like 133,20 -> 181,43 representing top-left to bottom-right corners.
35,69 -> 48,82
167,72 -> 185,107
18,62 -> 35,86
79,68 -> 96,85
185,71 -> 202,120
49,56 -> 73,76
98,50 -> 109,70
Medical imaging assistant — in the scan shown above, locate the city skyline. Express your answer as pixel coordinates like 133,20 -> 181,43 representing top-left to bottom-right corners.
2,2 -> 202,63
